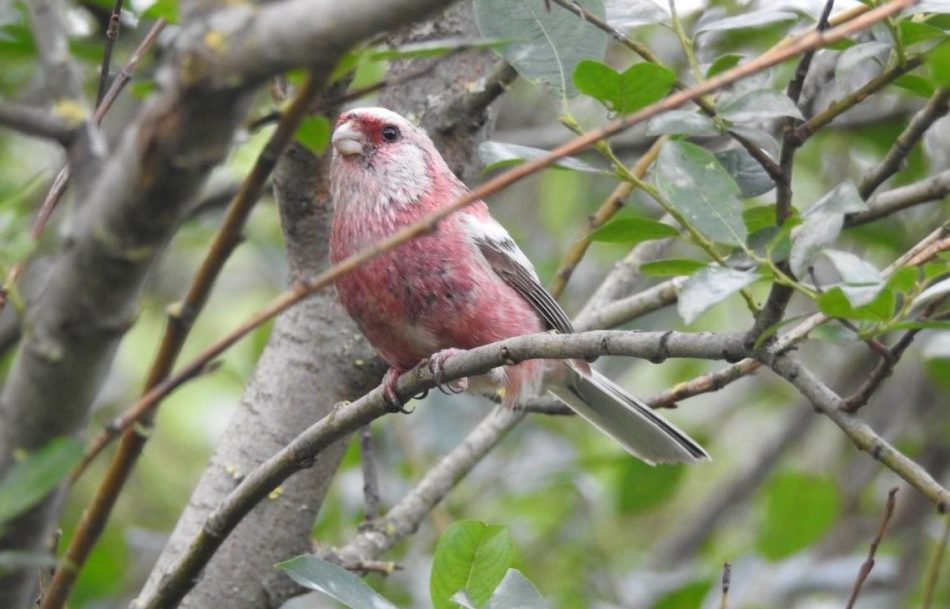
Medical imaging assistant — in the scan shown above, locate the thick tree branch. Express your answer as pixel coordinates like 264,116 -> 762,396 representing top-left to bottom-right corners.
26,0 -> 86,105
0,1 -> 457,606
130,328 -> 746,608
0,99 -> 77,144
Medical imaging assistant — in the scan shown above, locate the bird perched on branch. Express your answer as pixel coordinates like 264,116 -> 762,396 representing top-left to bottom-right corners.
328,107 -> 708,465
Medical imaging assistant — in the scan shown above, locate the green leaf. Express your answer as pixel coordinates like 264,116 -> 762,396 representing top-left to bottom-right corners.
757,471 -> 840,560
294,116 -> 331,155
142,0 -> 179,23
719,89 -> 803,123
714,148 -> 776,197
678,266 -> 758,324
927,39 -> 950,86
573,60 -> 676,114
616,457 -> 686,514
646,110 -> 720,137
640,259 -> 707,277
653,578 -> 713,609
431,521 -> 516,609
707,53 -> 743,78
478,142 -> 607,175
899,20 -> 948,47
654,140 -> 747,246
887,266 -> 919,293
588,217 -> 679,244
789,181 -> 866,276
276,555 -> 398,609
0,438 -> 82,532
743,205 -> 776,233
893,73 -> 936,97
835,41 -> 892,81
818,287 -> 895,321
486,569 -> 547,609
605,0 -> 669,27
475,0 -> 608,98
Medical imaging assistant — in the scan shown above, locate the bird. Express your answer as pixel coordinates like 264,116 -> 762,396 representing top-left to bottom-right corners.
328,107 -> 708,465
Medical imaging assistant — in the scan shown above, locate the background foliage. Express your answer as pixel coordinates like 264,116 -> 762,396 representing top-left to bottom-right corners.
1,0 -> 949,608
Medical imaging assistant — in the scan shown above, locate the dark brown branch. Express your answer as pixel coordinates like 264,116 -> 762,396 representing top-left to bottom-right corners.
747,1 -> 835,347
96,0 -> 125,106
840,295 -> 949,412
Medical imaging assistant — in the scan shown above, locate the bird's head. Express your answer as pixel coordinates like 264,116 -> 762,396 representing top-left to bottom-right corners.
330,107 -> 442,209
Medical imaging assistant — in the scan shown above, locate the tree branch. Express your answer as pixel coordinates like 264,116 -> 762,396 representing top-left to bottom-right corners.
0,99 -> 76,144
333,407 -> 524,563
859,87 -> 950,198
26,0 -> 86,105
761,351 -> 950,511
131,329 -> 741,609
0,1 -> 457,606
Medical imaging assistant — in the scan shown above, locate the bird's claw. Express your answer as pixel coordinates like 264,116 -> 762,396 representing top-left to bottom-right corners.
382,368 -> 415,414
428,349 -> 468,395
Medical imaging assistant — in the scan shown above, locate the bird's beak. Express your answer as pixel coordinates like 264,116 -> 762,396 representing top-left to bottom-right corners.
332,121 -> 364,157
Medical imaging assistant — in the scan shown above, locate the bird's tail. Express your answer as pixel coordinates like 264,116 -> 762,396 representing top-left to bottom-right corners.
547,363 -> 709,465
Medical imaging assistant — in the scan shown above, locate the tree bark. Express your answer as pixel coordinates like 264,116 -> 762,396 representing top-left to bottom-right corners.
0,0 -> 455,606
138,138 -> 384,608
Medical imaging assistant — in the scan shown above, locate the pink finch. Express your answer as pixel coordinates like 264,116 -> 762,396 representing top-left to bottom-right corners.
329,107 -> 708,464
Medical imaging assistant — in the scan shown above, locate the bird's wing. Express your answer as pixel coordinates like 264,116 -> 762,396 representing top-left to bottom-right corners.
462,213 -> 575,335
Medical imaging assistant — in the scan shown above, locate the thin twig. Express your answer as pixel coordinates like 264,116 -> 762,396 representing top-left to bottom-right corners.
134,327 -> 747,609
71,69 -> 324,481
840,296 -> 948,413
719,562 -> 731,609
765,351 -> 950,511
549,138 -> 665,298
83,1 -> 913,460
550,0 -> 782,180
39,71 -> 330,609
844,486 -> 899,609
248,52 -> 456,132
749,0 -> 835,345
96,0 -> 125,106
921,515 -> 950,609
849,169 -> 950,226
31,18 -> 167,240
859,87 -> 950,199
788,55 -> 924,146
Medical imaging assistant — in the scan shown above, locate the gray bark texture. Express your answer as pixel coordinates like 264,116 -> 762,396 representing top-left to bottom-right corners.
138,139 -> 384,608
0,0 -> 456,606
139,2 -> 502,606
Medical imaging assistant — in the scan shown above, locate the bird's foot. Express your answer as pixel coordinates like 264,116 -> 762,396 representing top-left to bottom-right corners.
381,368 -> 414,414
428,348 -> 469,395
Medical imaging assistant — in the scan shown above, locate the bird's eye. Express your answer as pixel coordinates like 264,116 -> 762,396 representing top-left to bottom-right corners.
381,125 -> 400,142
